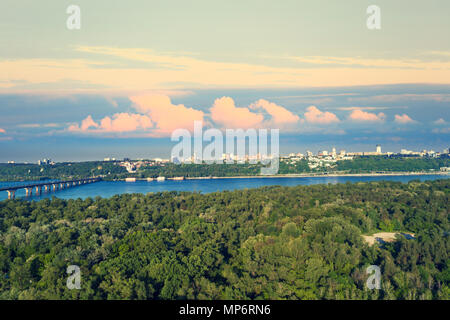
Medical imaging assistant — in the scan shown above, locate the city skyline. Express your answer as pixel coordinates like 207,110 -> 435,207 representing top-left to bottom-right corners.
5,143 -> 449,164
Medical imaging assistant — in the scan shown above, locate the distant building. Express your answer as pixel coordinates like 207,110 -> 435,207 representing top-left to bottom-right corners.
331,147 -> 337,157
171,156 -> 181,164
363,152 -> 379,156
123,162 -> 136,173
376,144 -> 381,154
38,158 -> 51,165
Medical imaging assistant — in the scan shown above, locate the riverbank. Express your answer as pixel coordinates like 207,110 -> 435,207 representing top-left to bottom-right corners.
122,171 -> 449,181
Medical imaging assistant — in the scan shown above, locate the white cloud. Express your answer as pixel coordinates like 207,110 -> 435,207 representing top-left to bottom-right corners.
434,118 -> 447,125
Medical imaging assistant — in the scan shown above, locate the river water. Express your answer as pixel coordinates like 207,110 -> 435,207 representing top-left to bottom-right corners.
0,174 -> 447,201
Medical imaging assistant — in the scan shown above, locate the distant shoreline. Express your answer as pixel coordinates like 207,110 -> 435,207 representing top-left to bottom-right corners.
125,171 -> 449,181
187,171 -> 449,180
1,172 -> 448,183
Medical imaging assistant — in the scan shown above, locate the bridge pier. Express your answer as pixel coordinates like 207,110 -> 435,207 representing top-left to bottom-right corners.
25,188 -> 32,197
7,190 -> 15,199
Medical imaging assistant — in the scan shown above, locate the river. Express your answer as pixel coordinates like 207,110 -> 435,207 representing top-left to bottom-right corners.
0,174 -> 448,201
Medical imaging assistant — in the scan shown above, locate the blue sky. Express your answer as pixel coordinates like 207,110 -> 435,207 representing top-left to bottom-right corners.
0,1 -> 449,162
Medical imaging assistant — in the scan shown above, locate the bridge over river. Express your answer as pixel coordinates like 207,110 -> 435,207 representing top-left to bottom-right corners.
0,178 -> 101,199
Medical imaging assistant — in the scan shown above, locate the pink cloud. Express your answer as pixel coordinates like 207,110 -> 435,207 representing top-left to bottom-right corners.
210,97 -> 264,129
0,128 -> 5,133
394,114 -> 416,124
304,106 -> 339,124
69,113 -> 153,133
100,113 -> 153,132
249,99 -> 300,126
81,115 -> 99,130
348,109 -> 386,122
130,94 -> 204,135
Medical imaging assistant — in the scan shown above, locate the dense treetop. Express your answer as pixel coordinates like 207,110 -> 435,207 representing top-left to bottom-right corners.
0,179 -> 448,299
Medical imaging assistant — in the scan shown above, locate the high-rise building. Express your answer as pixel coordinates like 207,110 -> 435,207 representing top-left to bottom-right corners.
376,144 -> 381,154
331,147 -> 337,157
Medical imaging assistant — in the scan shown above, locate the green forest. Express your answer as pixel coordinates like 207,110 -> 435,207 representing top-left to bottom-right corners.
0,179 -> 448,300
0,156 -> 448,181
334,157 -> 450,173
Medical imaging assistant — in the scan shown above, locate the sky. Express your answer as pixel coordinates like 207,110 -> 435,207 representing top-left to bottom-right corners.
0,0 -> 449,162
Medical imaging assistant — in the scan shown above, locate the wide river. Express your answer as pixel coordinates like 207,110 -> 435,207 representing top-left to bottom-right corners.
0,174 -> 448,201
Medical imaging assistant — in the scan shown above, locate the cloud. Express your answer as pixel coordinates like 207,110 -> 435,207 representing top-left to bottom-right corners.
71,95 -> 305,136
290,55 -> 450,69
80,115 -> 99,131
105,97 -> 118,107
349,94 -> 450,103
100,113 -> 153,132
249,99 -> 300,127
337,106 -> 393,111
3,47 -> 450,94
17,123 -> 61,128
0,128 -> 5,133
427,51 -> 450,58
130,94 -> 204,135
210,97 -> 264,129
434,118 -> 447,125
394,114 -> 416,124
68,113 -> 153,133
432,127 -> 450,134
348,109 -> 386,122
304,106 -> 339,124
68,95 -> 301,136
